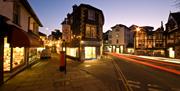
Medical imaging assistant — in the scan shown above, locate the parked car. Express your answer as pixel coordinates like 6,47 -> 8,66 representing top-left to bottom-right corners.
40,48 -> 51,59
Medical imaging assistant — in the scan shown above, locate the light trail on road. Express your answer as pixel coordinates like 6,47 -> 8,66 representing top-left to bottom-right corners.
110,53 -> 180,75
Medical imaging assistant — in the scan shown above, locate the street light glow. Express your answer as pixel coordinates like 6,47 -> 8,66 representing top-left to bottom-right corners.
136,27 -> 140,32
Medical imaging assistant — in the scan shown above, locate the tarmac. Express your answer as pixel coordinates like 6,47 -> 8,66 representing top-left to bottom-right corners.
0,54 -> 121,91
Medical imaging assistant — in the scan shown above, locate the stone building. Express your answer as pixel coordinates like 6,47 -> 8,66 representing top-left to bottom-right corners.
107,24 -> 134,54
165,12 -> 180,58
61,4 -> 104,61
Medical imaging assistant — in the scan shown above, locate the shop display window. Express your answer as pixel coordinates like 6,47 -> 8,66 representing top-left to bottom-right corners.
12,47 -> 24,69
3,37 -> 25,72
3,37 -> 11,71
85,47 -> 96,59
29,48 -> 39,63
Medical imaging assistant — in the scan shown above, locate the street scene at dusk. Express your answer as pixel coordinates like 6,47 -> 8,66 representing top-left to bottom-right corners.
0,0 -> 180,91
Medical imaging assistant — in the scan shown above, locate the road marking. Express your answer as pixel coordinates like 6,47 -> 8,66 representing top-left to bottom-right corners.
147,84 -> 160,88
128,84 -> 141,88
112,60 -> 133,91
148,88 -> 161,91
128,80 -> 141,85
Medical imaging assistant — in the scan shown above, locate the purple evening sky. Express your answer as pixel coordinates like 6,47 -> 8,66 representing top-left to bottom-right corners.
28,0 -> 179,35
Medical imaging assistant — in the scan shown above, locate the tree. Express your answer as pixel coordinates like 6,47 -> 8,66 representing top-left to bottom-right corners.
51,29 -> 62,40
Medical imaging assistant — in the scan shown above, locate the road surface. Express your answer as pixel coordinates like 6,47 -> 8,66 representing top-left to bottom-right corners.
110,53 -> 180,91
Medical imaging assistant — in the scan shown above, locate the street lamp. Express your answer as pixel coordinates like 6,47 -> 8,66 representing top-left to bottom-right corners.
136,27 -> 140,32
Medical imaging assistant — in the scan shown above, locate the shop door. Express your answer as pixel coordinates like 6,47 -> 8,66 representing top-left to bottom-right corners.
85,47 -> 96,59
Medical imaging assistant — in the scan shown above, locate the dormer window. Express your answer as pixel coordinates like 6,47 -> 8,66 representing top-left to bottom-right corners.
88,10 -> 95,21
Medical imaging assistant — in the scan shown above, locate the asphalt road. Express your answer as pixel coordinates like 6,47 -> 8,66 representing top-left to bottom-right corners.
111,55 -> 180,91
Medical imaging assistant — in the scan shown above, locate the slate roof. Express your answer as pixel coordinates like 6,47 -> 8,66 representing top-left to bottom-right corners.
170,12 -> 180,24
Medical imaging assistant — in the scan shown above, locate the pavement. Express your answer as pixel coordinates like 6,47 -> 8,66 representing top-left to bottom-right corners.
0,54 -> 121,91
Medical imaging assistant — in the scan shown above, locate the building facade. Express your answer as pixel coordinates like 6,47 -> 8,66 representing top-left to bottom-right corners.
0,0 -> 42,85
102,30 -> 111,52
107,24 -> 134,54
62,4 -> 104,61
165,12 -> 180,58
132,24 -> 166,56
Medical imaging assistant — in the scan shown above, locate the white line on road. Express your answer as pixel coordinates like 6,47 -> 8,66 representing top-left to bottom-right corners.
147,84 -> 161,88
128,80 -> 141,85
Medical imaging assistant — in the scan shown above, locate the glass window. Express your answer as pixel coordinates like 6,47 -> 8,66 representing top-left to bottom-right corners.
91,27 -> 96,38
3,37 -> 11,71
85,47 -> 96,59
13,2 -> 20,25
29,48 -> 38,63
86,26 -> 91,38
88,10 -> 95,20
85,24 -> 96,38
13,47 -> 24,69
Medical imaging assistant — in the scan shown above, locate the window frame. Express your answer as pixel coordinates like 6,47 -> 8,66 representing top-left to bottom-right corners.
13,2 -> 21,25
88,9 -> 95,21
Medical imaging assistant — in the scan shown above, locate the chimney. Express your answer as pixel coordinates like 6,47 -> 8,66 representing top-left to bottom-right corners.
72,4 -> 78,11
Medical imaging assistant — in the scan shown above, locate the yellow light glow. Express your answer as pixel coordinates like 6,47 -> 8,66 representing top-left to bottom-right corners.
169,47 -> 175,58
85,47 -> 96,59
63,47 -> 66,51
116,48 -> 119,53
66,48 -> 77,57
81,41 -> 84,44
85,64 -> 91,67
127,48 -> 134,53
136,27 -> 140,32
120,46 -> 123,53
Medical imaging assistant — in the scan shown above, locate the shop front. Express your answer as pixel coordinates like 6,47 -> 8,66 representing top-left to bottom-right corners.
3,37 -> 25,81
1,24 -> 42,84
80,41 -> 101,61
85,47 -> 96,59
28,48 -> 39,65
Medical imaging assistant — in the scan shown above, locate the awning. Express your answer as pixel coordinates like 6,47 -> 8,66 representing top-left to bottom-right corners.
8,25 -> 43,47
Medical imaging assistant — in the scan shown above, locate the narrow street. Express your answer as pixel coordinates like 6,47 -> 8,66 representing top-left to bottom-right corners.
110,53 -> 180,91
0,53 -> 121,91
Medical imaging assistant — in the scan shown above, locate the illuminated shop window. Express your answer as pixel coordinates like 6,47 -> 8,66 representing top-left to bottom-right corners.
127,48 -> 134,53
66,48 -> 78,57
85,47 -> 96,59
3,37 -> 11,71
120,45 -> 123,53
116,48 -> 119,53
29,48 -> 38,63
169,47 -> 175,58
13,47 -> 24,68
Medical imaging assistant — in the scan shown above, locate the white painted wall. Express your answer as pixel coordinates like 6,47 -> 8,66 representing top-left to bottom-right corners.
0,0 -> 40,33
0,0 -> 13,21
